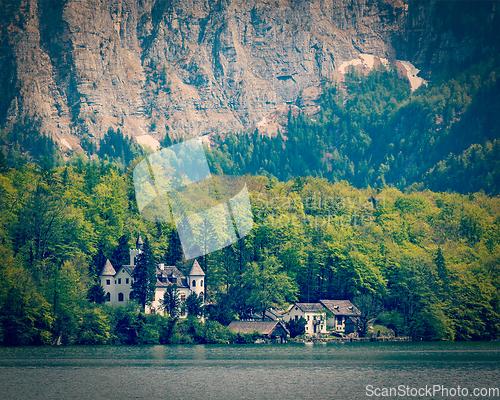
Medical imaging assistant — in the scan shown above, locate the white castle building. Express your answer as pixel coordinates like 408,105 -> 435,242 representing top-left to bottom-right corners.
99,235 -> 205,315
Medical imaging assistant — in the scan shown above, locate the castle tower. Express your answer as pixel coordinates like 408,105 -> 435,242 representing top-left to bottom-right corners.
187,260 -> 205,299
136,234 -> 143,250
129,233 -> 143,265
100,259 -> 116,302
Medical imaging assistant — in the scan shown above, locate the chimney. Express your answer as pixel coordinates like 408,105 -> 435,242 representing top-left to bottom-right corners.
159,263 -> 164,270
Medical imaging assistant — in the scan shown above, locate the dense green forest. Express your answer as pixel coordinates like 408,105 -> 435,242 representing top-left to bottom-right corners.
1,56 -> 500,345
206,56 -> 500,194
0,158 -> 499,344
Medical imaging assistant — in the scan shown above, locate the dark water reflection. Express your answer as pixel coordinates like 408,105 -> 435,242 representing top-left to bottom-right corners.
0,342 -> 499,400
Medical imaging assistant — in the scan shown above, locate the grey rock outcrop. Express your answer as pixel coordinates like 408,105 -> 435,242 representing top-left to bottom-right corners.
0,0 -> 498,151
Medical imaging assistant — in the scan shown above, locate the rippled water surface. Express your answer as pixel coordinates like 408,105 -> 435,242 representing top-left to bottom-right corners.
1,342 -> 499,400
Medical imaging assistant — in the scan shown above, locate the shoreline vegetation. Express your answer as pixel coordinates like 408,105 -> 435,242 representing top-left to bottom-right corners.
0,163 -> 499,346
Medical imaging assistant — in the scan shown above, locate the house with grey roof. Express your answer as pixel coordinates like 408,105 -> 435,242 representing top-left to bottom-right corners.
283,303 -> 328,336
319,300 -> 361,334
99,235 -> 205,316
228,320 -> 289,343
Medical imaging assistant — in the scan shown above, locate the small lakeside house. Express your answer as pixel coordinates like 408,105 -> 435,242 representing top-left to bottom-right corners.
283,303 -> 328,336
283,300 -> 362,336
319,300 -> 361,334
228,321 -> 290,343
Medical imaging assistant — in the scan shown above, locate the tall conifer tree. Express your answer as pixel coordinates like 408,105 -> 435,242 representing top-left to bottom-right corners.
131,236 -> 156,310
164,225 -> 183,266
111,234 -> 130,268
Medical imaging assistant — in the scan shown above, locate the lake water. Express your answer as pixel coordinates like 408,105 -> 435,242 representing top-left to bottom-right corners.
0,342 -> 499,400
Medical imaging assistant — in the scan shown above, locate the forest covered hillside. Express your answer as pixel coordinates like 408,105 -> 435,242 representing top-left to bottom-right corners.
0,158 -> 499,344
206,55 -> 500,195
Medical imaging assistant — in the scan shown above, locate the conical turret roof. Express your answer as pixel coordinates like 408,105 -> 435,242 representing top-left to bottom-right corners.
188,260 -> 205,276
136,233 -> 144,247
101,259 -> 116,276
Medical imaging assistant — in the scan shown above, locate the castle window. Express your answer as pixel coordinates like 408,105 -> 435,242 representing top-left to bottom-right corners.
106,292 -> 110,302
200,280 -> 203,287
192,280 -> 196,287
118,278 -> 121,284
126,278 -> 129,284
118,293 -> 124,302
106,279 -> 110,285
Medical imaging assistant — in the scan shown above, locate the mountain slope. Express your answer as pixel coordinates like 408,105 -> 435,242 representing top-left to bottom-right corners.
206,56 -> 500,194
1,0 -> 499,152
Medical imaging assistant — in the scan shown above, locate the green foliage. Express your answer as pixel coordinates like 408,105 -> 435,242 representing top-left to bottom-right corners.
242,253 -> 298,317
131,236 -> 156,310
0,121 -> 61,167
285,316 -> 307,338
52,258 -> 91,344
0,138 -> 499,343
110,234 -> 131,269
185,292 -> 203,317
411,304 -> 454,341
87,283 -> 106,304
97,128 -> 143,169
162,225 -> 183,265
353,294 -> 384,337
206,293 -> 236,325
377,310 -> 405,337
0,246 -> 53,345
161,284 -> 182,317
110,305 -> 141,345
203,320 -> 230,344
75,307 -> 111,345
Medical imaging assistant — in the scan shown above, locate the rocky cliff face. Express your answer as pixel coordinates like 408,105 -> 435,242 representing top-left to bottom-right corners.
1,0 -> 498,151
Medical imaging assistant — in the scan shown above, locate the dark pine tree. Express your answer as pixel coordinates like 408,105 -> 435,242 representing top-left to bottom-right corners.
131,236 -> 157,311
111,234 -> 131,268
91,247 -> 108,282
185,292 -> 203,317
87,283 -> 106,304
161,284 -> 181,317
435,247 -> 447,285
285,317 -> 307,338
164,225 -> 184,266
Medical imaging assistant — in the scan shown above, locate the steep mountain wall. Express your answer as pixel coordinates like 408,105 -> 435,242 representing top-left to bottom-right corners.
0,0 -> 498,151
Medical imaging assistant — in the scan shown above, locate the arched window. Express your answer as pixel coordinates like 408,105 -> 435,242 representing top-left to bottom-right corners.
106,292 -> 110,302
200,280 -> 203,287
118,293 -> 124,302
192,280 -> 196,287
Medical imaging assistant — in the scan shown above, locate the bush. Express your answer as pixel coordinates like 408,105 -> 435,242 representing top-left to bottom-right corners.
76,307 -> 111,345
286,317 -> 307,338
203,320 -> 230,344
